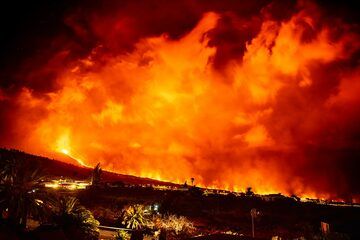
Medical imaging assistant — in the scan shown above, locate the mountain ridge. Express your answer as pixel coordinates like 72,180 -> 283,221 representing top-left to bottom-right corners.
0,148 -> 177,186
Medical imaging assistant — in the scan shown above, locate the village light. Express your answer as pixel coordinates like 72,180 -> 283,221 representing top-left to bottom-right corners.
153,203 -> 159,212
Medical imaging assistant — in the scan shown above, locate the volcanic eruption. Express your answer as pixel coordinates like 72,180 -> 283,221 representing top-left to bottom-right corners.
0,0 -> 359,201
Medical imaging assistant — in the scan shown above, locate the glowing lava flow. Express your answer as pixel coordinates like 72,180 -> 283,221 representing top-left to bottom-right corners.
60,149 -> 69,155
59,148 -> 89,167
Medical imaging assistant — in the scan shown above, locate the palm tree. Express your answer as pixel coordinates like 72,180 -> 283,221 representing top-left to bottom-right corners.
50,196 -> 100,240
0,156 -> 47,229
121,204 -> 148,230
190,178 -> 195,186
121,204 -> 149,240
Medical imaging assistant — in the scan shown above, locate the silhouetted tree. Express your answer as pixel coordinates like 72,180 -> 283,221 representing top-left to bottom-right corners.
0,156 -> 47,230
246,187 -> 254,196
50,196 -> 99,240
91,163 -> 102,186
190,178 -> 195,186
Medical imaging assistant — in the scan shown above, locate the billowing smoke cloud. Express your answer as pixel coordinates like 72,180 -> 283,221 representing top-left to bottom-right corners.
0,0 -> 359,200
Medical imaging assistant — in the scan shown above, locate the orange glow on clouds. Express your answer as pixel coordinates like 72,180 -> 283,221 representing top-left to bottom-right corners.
1,1 -> 359,200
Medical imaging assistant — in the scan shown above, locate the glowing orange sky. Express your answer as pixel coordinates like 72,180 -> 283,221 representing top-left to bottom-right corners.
1,0 -> 359,200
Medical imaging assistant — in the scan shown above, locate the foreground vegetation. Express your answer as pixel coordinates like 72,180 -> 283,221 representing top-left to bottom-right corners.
0,150 -> 196,240
0,149 -> 359,240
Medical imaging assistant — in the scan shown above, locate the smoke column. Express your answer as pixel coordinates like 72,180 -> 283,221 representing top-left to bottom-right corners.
0,0 -> 359,200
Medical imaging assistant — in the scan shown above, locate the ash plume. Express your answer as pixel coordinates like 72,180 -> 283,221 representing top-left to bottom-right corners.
0,0 -> 359,200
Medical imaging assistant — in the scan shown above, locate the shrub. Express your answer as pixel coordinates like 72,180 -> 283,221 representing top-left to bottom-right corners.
115,229 -> 131,240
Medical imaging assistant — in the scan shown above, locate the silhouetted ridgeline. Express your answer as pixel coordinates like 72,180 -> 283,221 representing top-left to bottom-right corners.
0,148 -> 174,185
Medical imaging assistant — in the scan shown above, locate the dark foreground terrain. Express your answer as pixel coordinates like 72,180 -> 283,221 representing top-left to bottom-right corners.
1,148 -> 359,240
79,187 -> 360,239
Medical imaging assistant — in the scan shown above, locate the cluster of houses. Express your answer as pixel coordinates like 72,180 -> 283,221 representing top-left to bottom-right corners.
41,178 -> 91,190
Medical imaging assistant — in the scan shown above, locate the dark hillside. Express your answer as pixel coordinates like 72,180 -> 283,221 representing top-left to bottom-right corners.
0,148 -> 176,185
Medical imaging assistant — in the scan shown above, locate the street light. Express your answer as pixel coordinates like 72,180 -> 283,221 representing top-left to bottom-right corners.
250,208 -> 260,238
